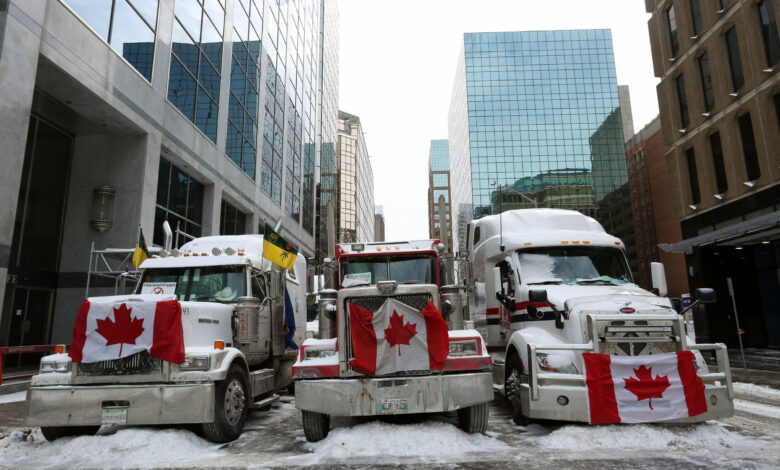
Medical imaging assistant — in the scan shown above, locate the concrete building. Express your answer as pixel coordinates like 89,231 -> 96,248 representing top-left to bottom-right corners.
0,0 -> 339,350
427,139 -> 453,251
374,205 -> 385,242
626,117 -> 689,298
336,111 -> 374,243
448,30 -> 633,257
647,0 -> 780,347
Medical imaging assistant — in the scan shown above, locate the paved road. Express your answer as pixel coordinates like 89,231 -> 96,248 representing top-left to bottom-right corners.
1,385 -> 779,469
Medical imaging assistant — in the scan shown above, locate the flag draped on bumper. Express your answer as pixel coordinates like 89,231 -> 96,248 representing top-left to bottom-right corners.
69,296 -> 185,364
348,298 -> 449,375
582,351 -> 707,424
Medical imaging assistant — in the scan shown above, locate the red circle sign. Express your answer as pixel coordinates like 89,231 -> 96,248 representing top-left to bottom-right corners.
619,307 -> 635,314
153,287 -> 164,294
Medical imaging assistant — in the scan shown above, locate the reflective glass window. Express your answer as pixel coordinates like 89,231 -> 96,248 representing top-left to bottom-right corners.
154,158 -> 204,246
725,27 -> 745,91
758,0 -> 780,67
709,132 -> 728,194
738,113 -> 761,181
685,148 -> 701,205
698,53 -> 715,113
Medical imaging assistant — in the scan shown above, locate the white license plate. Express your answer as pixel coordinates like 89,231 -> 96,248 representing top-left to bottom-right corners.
381,398 -> 409,414
101,408 -> 128,425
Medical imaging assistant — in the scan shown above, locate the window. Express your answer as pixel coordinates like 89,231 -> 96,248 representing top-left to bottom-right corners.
758,0 -> 780,67
433,173 -> 449,187
667,5 -> 679,56
64,0 -> 158,81
167,0 -> 225,143
725,27 -> 745,91
676,74 -> 690,128
220,199 -> 247,235
154,158 -> 204,246
709,132 -> 728,194
738,113 -> 761,181
690,0 -> 702,37
719,0 -> 729,11
685,148 -> 701,205
698,53 -> 715,113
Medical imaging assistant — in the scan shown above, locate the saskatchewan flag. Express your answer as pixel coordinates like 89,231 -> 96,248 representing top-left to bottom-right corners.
132,227 -> 150,268
263,223 -> 298,270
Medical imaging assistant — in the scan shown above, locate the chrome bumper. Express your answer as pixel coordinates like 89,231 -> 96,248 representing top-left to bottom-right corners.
295,372 -> 493,416
25,383 -> 215,426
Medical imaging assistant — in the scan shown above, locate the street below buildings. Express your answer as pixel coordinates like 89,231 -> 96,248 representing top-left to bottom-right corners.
1,382 -> 779,469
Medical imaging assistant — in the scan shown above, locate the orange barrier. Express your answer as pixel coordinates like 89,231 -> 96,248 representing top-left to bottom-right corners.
0,344 -> 64,385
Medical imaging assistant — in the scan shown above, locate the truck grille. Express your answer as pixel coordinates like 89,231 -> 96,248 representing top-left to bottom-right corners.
77,350 -> 162,376
344,294 -> 433,374
601,320 -> 678,356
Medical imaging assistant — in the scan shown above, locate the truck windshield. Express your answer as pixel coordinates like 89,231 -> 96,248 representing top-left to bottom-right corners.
516,247 -> 632,286
137,265 -> 247,302
341,256 -> 436,287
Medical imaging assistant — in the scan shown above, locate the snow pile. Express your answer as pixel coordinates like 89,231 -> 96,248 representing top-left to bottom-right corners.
531,422 -> 772,452
0,391 -> 26,404
306,320 -> 319,335
298,421 -> 507,464
0,428 -> 223,469
733,382 -> 780,399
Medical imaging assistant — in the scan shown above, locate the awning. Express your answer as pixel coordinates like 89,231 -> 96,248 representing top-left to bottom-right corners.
658,210 -> 780,254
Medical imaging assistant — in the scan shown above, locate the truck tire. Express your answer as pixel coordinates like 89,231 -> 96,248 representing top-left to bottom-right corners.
506,354 -> 531,426
202,364 -> 249,443
301,410 -> 329,442
40,425 -> 100,441
457,402 -> 489,434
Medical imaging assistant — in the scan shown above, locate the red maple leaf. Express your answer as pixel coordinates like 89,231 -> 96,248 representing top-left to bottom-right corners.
623,365 -> 671,410
383,310 -> 417,356
95,303 -> 145,357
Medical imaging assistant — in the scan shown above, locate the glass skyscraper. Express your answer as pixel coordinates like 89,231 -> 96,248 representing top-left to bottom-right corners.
428,140 -> 453,251
448,30 -> 629,251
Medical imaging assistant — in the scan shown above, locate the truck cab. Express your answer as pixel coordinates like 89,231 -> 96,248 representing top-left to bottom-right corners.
467,209 -> 734,424
293,240 -> 493,441
26,234 -> 306,442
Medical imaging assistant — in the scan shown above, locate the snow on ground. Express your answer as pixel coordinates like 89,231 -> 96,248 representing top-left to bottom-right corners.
0,391 -> 26,404
291,421 -> 509,465
0,428 -> 224,470
733,382 -> 780,400
735,399 -> 780,419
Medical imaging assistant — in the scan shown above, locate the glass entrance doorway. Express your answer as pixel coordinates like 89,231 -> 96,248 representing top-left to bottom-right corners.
2,116 -> 72,363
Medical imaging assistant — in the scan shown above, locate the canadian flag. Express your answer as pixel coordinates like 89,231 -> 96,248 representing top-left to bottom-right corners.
348,299 -> 449,375
583,351 -> 707,424
69,295 -> 185,364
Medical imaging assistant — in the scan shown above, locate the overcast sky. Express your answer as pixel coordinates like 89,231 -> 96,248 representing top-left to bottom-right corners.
337,0 -> 659,242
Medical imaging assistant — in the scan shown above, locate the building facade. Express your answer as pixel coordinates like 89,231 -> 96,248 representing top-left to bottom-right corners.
427,139 -> 453,251
0,0 -> 338,349
447,30 -> 632,257
336,111 -> 374,243
647,0 -> 780,347
374,205 -> 385,242
626,117 -> 689,298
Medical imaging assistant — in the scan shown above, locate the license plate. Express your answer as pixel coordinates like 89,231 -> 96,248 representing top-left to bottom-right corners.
381,398 -> 408,414
101,408 -> 128,425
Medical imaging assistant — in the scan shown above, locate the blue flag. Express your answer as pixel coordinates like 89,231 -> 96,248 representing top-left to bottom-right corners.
284,286 -> 298,350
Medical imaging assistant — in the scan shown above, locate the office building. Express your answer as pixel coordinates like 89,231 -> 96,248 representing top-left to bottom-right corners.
428,139 -> 453,251
336,111 -> 374,243
448,30 -> 632,256
0,0 -> 339,348
374,205 -> 385,242
647,0 -> 780,347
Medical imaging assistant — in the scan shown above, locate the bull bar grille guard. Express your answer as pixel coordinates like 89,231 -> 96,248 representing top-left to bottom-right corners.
526,313 -> 733,402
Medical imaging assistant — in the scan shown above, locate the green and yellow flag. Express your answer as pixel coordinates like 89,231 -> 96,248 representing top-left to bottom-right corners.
263,223 -> 298,270
132,227 -> 150,268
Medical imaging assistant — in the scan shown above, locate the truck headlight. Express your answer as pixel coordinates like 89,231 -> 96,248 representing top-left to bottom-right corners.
179,355 -> 210,371
40,360 -> 71,374
449,339 -> 479,356
304,348 -> 337,360
537,352 -> 578,374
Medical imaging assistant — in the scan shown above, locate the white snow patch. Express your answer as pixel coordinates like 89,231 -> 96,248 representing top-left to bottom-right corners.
306,320 -> 319,335
735,399 -> 780,420
0,428 -> 223,469
297,421 -> 507,464
0,391 -> 26,404
531,422 -> 772,452
733,382 -> 780,400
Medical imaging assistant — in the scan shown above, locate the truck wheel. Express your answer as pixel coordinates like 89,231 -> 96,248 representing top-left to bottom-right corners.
457,402 -> 489,434
202,364 -> 249,443
506,354 -> 531,426
301,410 -> 329,442
40,426 -> 100,441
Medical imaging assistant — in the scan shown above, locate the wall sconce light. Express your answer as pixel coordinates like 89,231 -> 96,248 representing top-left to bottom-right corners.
90,185 -> 115,232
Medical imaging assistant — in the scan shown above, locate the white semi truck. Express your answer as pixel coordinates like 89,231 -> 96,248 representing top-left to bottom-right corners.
25,232 -> 306,442
292,240 -> 493,441
466,209 -> 734,424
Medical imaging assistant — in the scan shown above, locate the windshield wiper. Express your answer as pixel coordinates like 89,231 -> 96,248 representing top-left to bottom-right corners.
528,280 -> 563,285
576,278 -> 617,285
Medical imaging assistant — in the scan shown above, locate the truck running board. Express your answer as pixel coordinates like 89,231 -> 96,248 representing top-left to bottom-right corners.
250,394 -> 280,410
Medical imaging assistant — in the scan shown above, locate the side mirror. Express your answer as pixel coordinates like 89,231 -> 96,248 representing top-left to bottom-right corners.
528,289 -> 549,303
442,299 -> 454,317
695,287 -> 716,304
650,262 -> 668,297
